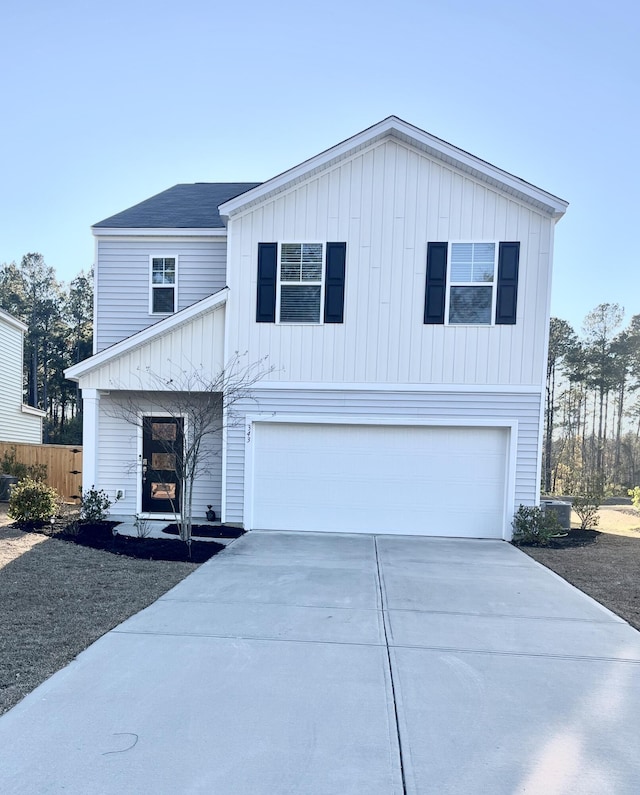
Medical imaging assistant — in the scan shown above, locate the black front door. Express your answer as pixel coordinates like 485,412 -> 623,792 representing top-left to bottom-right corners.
141,416 -> 184,514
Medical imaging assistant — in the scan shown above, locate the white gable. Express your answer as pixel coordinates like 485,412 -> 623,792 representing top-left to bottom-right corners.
66,292 -> 226,390
219,116 -> 568,221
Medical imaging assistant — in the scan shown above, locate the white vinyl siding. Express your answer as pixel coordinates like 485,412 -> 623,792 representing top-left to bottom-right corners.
224,388 -> 541,527
225,137 -> 555,386
97,393 -> 223,518
0,315 -> 43,444
95,239 -> 227,351
76,303 -> 226,391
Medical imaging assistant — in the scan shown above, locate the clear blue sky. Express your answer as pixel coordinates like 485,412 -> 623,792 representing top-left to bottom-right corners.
1,0 -> 638,332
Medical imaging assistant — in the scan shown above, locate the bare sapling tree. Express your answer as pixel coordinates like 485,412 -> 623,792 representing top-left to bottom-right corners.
107,353 -> 272,552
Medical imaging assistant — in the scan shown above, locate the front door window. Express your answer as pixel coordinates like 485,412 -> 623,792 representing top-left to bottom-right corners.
141,416 -> 183,514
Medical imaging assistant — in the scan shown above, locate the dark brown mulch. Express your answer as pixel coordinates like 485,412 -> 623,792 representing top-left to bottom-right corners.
547,528 -> 600,548
514,528 -> 599,549
161,523 -> 245,539
22,522 -> 224,563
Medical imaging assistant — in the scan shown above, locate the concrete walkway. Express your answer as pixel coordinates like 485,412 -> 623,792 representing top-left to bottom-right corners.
1,532 -> 640,793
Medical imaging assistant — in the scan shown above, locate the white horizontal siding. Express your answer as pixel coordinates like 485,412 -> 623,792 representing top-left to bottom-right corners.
96,239 -> 227,351
79,305 -> 225,391
96,393 -> 222,518
226,137 -> 554,387
0,319 -> 42,444
224,388 -> 541,526
96,396 -> 139,506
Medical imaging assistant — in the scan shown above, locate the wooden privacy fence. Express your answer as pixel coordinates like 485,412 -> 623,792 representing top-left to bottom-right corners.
0,442 -> 82,501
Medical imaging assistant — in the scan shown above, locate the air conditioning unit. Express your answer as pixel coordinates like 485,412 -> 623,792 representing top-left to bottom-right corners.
541,500 -> 571,530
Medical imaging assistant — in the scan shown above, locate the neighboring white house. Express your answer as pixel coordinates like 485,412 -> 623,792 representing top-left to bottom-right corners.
66,116 -> 568,539
0,308 -> 45,444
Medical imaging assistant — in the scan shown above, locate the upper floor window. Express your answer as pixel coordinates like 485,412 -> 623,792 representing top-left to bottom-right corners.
448,243 -> 496,325
150,256 -> 177,314
424,241 -> 519,326
256,242 -> 346,325
279,243 -> 323,323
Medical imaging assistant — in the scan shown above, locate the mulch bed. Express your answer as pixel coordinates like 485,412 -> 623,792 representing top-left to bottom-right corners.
515,528 -> 600,549
21,521 -> 224,563
162,523 -> 245,539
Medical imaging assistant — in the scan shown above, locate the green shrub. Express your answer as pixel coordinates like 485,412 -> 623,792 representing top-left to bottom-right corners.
1,446 -> 48,482
572,494 -> 601,529
512,504 -> 561,546
80,486 -> 112,523
8,478 -> 59,525
628,487 -> 640,510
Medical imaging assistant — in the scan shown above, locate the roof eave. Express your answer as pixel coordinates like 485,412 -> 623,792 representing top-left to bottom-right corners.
65,288 -> 228,382
91,227 -> 227,237
219,116 -> 568,220
0,308 -> 28,333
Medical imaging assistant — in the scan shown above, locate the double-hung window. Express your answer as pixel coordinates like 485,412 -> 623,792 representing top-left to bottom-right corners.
256,241 -> 346,324
424,241 -> 519,326
278,243 -> 323,323
447,243 -> 496,324
150,256 -> 177,314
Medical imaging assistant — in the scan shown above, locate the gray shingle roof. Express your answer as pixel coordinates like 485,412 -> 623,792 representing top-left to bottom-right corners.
93,183 -> 262,229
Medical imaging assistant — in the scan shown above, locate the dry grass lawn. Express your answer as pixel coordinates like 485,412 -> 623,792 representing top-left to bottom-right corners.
523,505 -> 640,632
0,506 -> 197,715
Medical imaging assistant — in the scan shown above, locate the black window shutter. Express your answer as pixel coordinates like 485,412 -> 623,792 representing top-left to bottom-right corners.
324,242 -> 346,323
424,242 -> 447,324
256,243 -> 277,323
495,242 -> 520,325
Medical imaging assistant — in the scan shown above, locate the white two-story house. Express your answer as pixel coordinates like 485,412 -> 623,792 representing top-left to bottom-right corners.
0,308 -> 45,445
66,117 -> 567,538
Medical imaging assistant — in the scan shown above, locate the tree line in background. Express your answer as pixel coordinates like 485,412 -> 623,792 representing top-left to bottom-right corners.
544,303 -> 640,496
0,253 -> 92,444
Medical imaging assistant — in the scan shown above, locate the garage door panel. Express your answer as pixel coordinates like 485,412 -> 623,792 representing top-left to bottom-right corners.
251,423 -> 508,537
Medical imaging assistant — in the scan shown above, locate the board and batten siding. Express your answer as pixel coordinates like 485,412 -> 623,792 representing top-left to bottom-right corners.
0,316 -> 43,444
224,388 -> 541,525
95,238 -> 227,351
78,304 -> 225,391
96,393 -> 223,517
225,137 -> 555,387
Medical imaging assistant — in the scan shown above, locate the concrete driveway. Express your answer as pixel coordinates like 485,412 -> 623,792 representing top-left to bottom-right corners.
1,532 -> 640,793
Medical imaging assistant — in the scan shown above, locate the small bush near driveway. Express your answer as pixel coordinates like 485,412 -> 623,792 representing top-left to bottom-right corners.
512,504 -> 561,546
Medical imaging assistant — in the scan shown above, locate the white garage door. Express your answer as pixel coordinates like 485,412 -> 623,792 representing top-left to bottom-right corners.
249,422 -> 509,537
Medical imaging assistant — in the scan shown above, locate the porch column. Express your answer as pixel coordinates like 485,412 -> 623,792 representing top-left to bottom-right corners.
81,388 -> 100,492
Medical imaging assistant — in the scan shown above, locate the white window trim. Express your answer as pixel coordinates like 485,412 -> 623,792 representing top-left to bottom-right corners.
148,255 -> 179,316
276,242 -> 325,325
445,241 -> 498,327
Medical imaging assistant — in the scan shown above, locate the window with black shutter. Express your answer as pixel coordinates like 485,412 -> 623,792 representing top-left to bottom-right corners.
257,242 -> 346,324
424,241 -> 519,326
